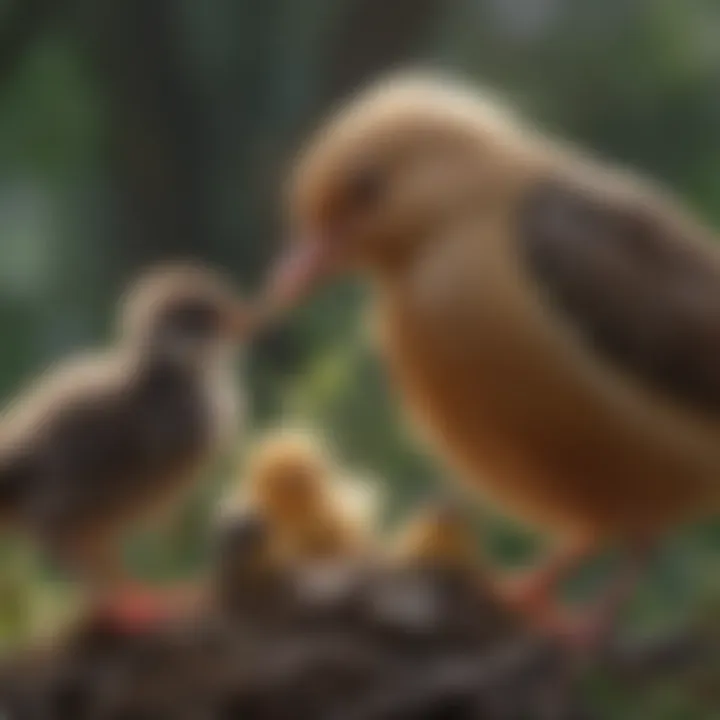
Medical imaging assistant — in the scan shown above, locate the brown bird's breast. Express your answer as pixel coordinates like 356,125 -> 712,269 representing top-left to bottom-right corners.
375,211 -> 719,543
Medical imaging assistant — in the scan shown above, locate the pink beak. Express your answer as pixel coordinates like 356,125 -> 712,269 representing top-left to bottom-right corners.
262,237 -> 337,318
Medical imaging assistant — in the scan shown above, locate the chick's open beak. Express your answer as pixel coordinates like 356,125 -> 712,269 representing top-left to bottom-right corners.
263,237 -> 337,317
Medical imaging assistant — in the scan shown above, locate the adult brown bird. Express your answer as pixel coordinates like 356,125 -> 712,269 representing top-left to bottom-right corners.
0,262 -> 249,628
263,72 -> 720,644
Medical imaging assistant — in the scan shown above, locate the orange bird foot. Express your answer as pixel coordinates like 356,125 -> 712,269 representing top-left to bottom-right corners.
90,584 -> 184,635
496,569 -> 560,626
540,607 -> 616,656
498,577 -> 621,654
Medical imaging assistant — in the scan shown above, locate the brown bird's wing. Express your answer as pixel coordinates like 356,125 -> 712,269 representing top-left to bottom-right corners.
518,176 -> 720,416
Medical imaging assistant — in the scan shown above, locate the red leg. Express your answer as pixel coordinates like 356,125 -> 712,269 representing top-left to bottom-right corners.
550,538 -> 655,653
72,541 -> 181,633
49,531 -> 192,634
93,580 -> 179,633
497,538 -> 597,629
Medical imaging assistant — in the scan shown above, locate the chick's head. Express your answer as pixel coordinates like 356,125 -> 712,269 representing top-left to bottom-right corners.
120,262 -> 251,368
246,431 -> 334,524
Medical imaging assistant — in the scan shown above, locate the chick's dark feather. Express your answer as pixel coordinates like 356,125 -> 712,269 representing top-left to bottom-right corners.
18,356 -> 212,541
0,263 -> 245,581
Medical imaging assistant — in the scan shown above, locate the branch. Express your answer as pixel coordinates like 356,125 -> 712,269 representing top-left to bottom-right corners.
602,628 -> 719,681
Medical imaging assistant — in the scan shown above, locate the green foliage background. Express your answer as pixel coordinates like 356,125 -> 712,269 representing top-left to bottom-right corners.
0,0 -> 717,715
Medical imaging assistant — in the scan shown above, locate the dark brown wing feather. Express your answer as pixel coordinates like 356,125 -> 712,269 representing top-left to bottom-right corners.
519,177 -> 720,415
23,358 -> 210,539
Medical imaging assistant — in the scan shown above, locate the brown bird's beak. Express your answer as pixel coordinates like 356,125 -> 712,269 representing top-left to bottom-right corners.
262,236 -> 339,319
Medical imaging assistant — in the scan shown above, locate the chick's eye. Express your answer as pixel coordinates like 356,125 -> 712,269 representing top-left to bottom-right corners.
346,167 -> 383,211
165,301 -> 221,339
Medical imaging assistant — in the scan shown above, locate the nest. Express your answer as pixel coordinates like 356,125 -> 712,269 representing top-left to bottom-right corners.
1,492 -> 715,719
1,555 -> 712,720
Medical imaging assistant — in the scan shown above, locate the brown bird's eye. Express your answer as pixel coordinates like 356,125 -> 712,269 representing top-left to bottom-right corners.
165,300 -> 221,340
346,166 -> 383,211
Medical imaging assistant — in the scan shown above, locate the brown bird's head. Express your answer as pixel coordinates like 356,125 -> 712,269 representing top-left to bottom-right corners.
245,430 -> 334,523
119,262 -> 251,368
264,72 -> 528,313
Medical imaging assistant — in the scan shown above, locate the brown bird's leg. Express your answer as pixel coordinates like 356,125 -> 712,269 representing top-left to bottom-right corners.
94,567 -> 190,633
94,579 -> 177,633
497,537 -> 598,630
552,537 -> 655,653
54,532 -> 174,633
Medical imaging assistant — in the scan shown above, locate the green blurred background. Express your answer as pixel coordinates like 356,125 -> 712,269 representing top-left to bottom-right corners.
0,0 -> 718,715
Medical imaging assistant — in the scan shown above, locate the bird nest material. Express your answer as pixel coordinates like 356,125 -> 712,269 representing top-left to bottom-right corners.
0,560 -> 713,720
